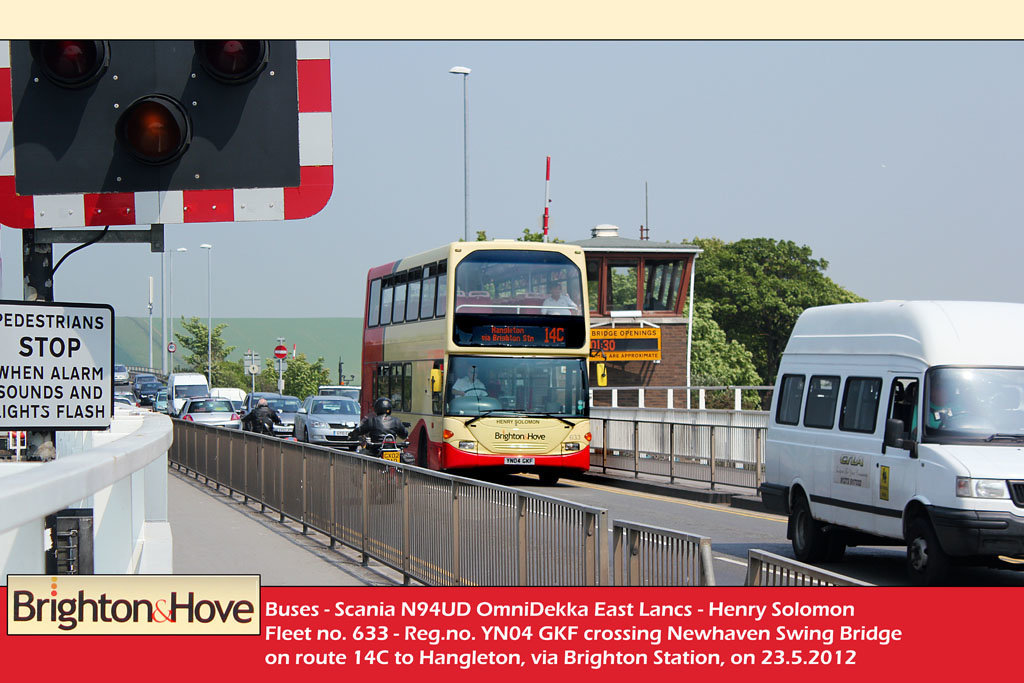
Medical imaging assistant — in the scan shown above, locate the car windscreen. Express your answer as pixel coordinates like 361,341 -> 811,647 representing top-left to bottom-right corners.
310,399 -> 360,415
187,399 -> 233,413
268,398 -> 301,412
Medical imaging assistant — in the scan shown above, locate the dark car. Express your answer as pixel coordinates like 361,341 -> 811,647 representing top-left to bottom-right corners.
137,381 -> 165,406
133,373 -> 158,396
240,392 -> 301,436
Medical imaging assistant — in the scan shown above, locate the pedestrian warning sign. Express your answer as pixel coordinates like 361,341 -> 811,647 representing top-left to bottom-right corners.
0,300 -> 114,430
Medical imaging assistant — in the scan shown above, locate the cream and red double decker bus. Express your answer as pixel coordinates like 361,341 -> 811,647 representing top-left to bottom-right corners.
361,240 -> 591,484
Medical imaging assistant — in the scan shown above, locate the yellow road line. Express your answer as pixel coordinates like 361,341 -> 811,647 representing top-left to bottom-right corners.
520,475 -> 786,523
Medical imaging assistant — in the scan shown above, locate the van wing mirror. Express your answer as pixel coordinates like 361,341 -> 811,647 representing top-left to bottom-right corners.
430,369 -> 443,393
884,418 -> 918,458
595,363 -> 608,387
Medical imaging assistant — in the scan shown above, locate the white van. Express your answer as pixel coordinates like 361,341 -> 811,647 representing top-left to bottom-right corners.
762,301 -> 1024,584
168,372 -> 211,415
210,387 -> 246,410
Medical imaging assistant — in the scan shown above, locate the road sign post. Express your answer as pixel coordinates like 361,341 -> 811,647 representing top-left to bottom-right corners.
275,338 -> 287,393
243,349 -> 261,394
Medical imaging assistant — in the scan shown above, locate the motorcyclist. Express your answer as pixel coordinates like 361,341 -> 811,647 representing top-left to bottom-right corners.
350,397 -> 408,456
245,397 -> 282,435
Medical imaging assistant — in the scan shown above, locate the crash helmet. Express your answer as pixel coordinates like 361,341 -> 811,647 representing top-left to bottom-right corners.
373,397 -> 392,415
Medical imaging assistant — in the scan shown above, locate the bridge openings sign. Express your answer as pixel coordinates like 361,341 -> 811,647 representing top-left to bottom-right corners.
0,301 -> 114,430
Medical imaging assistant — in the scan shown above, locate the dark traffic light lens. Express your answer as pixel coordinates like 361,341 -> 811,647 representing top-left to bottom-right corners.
30,40 -> 108,88
116,95 -> 192,165
196,40 -> 268,84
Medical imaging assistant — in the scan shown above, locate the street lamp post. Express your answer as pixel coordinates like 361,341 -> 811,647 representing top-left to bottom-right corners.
449,66 -> 471,241
169,247 -> 187,372
148,276 -> 154,370
200,244 -> 213,384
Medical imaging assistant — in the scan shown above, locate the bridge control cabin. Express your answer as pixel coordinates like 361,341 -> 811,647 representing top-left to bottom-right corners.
572,224 -> 702,407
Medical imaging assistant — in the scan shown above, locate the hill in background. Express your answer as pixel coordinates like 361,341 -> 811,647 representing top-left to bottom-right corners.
115,317 -> 365,384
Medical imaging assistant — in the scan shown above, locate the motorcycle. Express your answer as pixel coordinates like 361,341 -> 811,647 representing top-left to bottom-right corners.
358,434 -> 410,504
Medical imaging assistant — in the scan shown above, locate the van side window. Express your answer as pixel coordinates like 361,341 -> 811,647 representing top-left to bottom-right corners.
804,376 -> 840,429
776,374 -> 805,425
887,377 -> 920,441
839,377 -> 882,433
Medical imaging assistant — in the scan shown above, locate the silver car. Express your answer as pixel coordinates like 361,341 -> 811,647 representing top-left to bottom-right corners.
294,396 -> 361,446
114,364 -> 130,385
178,397 -> 242,430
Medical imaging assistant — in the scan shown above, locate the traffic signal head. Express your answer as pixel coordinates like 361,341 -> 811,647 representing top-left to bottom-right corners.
10,40 -> 299,197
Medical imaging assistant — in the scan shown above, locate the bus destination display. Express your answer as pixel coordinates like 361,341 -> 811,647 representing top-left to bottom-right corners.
590,327 -> 662,361
459,323 -> 570,348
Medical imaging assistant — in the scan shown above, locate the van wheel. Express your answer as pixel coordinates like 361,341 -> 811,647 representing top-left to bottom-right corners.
906,515 -> 950,585
791,495 -> 828,562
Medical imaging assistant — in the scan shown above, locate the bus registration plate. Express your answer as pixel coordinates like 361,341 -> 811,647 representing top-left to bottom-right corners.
504,457 -> 535,466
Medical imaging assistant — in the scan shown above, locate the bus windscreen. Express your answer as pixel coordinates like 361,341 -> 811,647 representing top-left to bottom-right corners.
445,355 -> 589,418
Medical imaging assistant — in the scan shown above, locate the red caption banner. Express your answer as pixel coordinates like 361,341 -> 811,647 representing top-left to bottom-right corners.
2,586 -> 1017,681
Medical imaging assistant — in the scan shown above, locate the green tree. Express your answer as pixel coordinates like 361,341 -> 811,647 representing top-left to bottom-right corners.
476,230 -> 488,241
518,227 -> 563,243
256,353 -> 331,400
172,317 -> 242,387
693,237 -> 864,383
690,300 -> 762,409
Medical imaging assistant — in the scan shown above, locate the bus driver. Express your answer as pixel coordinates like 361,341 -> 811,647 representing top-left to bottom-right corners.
452,367 -> 487,397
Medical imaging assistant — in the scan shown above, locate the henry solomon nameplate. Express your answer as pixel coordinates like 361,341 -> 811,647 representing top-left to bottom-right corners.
0,301 -> 114,430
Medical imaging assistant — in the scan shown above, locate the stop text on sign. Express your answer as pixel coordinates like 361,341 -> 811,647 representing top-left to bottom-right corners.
0,301 -> 114,430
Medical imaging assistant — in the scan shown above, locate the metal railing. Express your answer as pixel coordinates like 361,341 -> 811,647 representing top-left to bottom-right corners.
612,520 -> 715,586
590,417 -> 765,489
744,550 -> 874,586
169,420 -> 608,586
127,366 -> 167,381
591,385 -> 773,411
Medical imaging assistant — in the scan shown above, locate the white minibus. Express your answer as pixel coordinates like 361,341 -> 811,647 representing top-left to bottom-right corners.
762,301 -> 1024,584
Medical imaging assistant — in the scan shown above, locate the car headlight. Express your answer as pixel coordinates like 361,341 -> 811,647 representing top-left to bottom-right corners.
956,477 -> 1009,499
311,420 -> 328,428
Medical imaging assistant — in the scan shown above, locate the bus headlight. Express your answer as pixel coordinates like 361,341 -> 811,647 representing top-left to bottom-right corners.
563,442 -> 581,452
458,441 -> 476,450
956,477 -> 1009,499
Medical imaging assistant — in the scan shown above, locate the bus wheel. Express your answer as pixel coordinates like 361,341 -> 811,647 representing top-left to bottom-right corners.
791,494 -> 827,562
539,471 -> 560,486
906,515 -> 950,585
416,433 -> 428,468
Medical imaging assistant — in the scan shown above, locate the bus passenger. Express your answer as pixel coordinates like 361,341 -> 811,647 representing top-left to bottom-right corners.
542,282 -> 579,315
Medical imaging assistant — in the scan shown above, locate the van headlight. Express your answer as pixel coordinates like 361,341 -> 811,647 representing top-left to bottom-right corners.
956,477 -> 1009,499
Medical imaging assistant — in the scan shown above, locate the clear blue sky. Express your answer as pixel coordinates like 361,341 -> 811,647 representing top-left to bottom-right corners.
3,41 -> 1022,317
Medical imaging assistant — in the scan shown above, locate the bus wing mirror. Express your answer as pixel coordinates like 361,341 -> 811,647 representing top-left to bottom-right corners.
430,369 -> 443,393
596,363 -> 608,387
